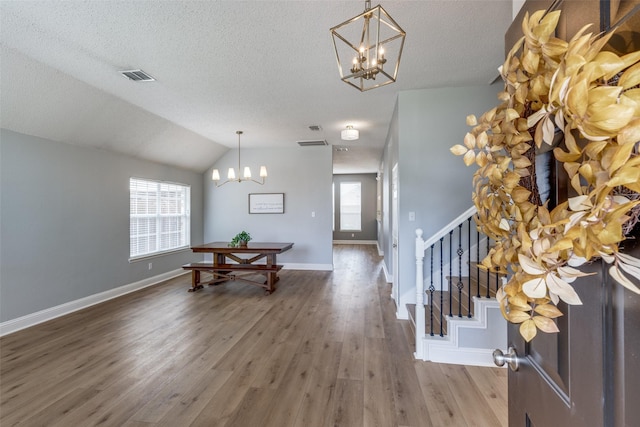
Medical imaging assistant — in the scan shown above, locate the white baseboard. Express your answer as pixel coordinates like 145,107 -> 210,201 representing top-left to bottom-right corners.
332,240 -> 377,245
0,269 -> 187,337
382,262 -> 392,283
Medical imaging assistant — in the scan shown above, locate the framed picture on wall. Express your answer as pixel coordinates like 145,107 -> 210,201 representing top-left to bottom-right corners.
249,193 -> 285,214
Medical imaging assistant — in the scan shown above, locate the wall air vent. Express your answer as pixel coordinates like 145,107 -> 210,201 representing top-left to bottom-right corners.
297,140 -> 328,147
119,69 -> 156,82
308,125 -> 322,131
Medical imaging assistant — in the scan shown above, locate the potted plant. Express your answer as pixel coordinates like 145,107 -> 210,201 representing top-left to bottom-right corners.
229,231 -> 251,247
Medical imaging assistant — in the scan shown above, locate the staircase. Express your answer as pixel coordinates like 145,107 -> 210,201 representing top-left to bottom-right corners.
411,207 -> 507,367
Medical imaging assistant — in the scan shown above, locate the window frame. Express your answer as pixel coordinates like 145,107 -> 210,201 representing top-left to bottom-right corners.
339,181 -> 362,232
129,177 -> 191,262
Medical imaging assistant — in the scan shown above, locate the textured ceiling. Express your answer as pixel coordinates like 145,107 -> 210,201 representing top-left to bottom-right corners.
0,1 -> 514,174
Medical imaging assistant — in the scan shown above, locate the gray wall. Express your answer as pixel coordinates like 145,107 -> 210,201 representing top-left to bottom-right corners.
0,129 -> 204,322
203,146 -> 333,268
381,84 -> 502,315
332,173 -> 378,241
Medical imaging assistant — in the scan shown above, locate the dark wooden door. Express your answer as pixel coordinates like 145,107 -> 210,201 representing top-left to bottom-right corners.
504,240 -> 640,427
502,2 -> 640,425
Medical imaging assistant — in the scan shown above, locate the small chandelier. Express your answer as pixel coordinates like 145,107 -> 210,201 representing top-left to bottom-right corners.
330,0 -> 406,92
211,131 -> 267,187
341,125 -> 359,140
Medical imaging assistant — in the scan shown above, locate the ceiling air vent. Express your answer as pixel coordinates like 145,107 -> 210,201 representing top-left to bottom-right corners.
119,69 -> 155,82
297,140 -> 328,147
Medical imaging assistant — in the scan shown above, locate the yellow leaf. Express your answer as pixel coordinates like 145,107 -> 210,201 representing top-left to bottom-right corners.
607,166 -> 640,187
557,265 -> 595,279
512,186 -> 532,203
476,151 -> 488,167
591,51 -> 625,81
542,116 -> 556,146
534,303 -> 563,318
618,62 -> 640,89
584,140 -> 609,159
588,104 -> 635,134
567,78 -> 589,117
508,309 -> 532,324
503,171 -> 521,189
618,119 -> 640,146
463,150 -> 476,166
450,144 -> 468,156
523,277 -> 547,299
518,254 -> 546,275
546,273 -> 582,305
464,133 -> 476,149
477,132 -> 488,149
520,319 -> 538,342
533,316 -> 560,333
534,10 -> 561,42
597,221 -> 623,245
510,292 -> 532,309
564,127 -> 581,155
553,147 -> 581,162
548,238 -> 574,253
609,265 -> 640,294
513,156 -> 532,168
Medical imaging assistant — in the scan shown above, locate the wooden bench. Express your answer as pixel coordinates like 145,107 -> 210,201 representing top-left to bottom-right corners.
182,262 -> 284,294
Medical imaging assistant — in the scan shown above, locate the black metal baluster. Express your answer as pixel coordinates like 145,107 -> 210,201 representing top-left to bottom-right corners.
495,265 -> 500,295
429,245 -> 435,336
486,237 -> 491,298
448,230 -> 453,317
439,237 -> 444,337
476,228 -> 481,298
467,217 -> 472,317
457,224 -> 463,318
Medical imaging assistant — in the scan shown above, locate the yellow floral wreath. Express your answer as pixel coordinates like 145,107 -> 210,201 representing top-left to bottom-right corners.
451,10 -> 640,341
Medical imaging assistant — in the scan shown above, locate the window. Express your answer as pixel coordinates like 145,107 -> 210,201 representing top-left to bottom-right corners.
130,178 -> 190,259
340,182 -> 361,231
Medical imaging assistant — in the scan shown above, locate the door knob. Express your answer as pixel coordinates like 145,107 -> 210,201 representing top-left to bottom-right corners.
493,346 -> 520,371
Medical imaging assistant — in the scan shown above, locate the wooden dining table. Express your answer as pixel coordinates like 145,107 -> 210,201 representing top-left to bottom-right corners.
182,242 -> 294,294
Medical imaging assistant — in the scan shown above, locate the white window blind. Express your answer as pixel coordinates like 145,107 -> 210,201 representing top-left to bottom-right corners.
340,182 -> 361,231
130,178 -> 190,259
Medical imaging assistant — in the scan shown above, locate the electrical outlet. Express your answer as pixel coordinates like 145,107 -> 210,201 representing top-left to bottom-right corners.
148,262 -> 152,270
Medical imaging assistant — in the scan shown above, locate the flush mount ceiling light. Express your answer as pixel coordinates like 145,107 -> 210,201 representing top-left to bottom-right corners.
211,131 -> 267,187
341,125 -> 359,141
330,0 -> 406,92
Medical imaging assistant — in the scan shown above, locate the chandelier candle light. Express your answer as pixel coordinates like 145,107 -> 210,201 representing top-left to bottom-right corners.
330,0 -> 405,92
211,131 -> 267,187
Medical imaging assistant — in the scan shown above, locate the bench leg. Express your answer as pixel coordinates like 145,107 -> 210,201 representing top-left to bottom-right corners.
188,270 -> 203,292
264,271 -> 278,295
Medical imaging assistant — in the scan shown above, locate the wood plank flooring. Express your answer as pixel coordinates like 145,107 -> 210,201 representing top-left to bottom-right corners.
0,244 -> 507,426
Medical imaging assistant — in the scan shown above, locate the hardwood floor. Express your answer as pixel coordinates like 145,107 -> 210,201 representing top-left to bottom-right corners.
0,244 -> 507,426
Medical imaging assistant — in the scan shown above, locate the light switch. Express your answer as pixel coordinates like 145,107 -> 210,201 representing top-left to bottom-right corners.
311,211 -> 315,217
409,211 -> 415,221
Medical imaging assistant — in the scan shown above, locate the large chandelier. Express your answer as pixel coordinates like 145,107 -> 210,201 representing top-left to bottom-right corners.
211,131 -> 267,187
330,0 -> 406,92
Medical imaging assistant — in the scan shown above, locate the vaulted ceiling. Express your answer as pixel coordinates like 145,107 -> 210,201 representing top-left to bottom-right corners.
0,1 -> 514,174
